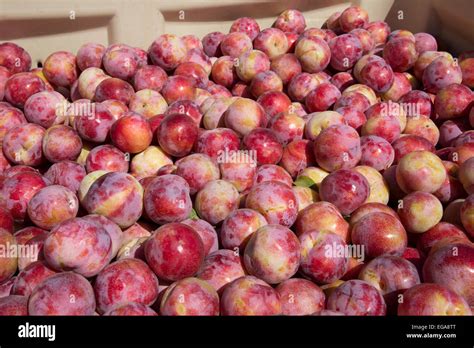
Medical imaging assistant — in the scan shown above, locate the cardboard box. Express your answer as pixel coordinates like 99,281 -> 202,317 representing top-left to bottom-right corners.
1,0 -> 472,65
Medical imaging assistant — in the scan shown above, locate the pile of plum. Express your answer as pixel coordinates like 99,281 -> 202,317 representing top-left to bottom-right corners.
0,6 -> 473,316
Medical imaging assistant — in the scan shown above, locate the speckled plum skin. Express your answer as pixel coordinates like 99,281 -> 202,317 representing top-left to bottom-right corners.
110,112 -> 152,154
398,191 -> 443,233
157,114 -> 198,157
319,169 -> 370,216
43,51 -> 78,87
423,56 -> 462,93
359,58 -> 394,93
160,277 -> 219,316
349,203 -> 398,226
24,91 -> 66,128
0,106 -> 27,142
364,20 -> 390,45
235,49 -> 271,83
0,295 -> 28,315
195,180 -> 239,225
43,217 -> 112,277
295,202 -> 349,241
423,243 -> 474,307
44,161 -> 86,193
295,36 -> 331,73
254,28 -> 289,59
102,45 -> 139,80
220,209 -> 267,251
327,279 -> 386,316
360,136 -> 394,171
0,171 -> 48,221
220,276 -> 281,315
133,65 -> 167,92
0,229 -> 17,283
42,125 -> 82,163
243,128 -> 283,165
3,123 -> 45,167
276,278 -> 325,315
398,283 -> 472,316
11,261 -> 56,297
85,145 -> 128,173
417,222 -> 468,254
0,207 -> 13,233
280,139 -> 315,178
328,34 -> 363,71
434,83 -> 473,120
161,75 -> 196,105
197,250 -> 246,292
249,70 -> 283,98
148,34 -> 187,71
82,172 -> 143,228
244,224 -> 300,284
224,98 -> 267,137
246,181 -> 298,227
165,100 -> 202,125
4,72 -> 46,107
104,302 -> 157,316
27,185 -> 78,230
305,82 -> 341,112
76,42 -> 106,71
313,125 -> 362,172
0,42 -> 32,73
218,150 -> 256,193
362,112 -> 401,144
299,230 -> 349,284
175,154 -> 219,194
383,38 -> 418,72
211,56 -> 238,89
94,77 -> 134,105
338,6 -> 368,32
220,32 -> 252,59
287,72 -> 321,102
273,9 -> 306,34
202,31 -> 225,57
75,104 -> 117,143
270,54 -> 302,86
144,174 -> 192,224
195,128 -> 240,161
145,222 -> 205,282
359,255 -> 420,296
77,67 -> 110,100
94,258 -> 159,313
181,218 -> 218,256
460,195 -> 474,238
28,272 -> 96,315
351,212 -> 407,258
396,151 -> 446,193
403,117 -> 439,146
69,216 -> 116,260
254,164 -> 292,187
129,89 -> 167,118
392,135 -> 434,164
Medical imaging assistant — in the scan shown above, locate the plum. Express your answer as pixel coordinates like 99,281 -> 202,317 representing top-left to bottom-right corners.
160,277 -> 219,316
327,279 -> 386,316
28,272 -> 96,315
244,224 -> 300,284
145,222 -> 205,282
220,276 -> 281,315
